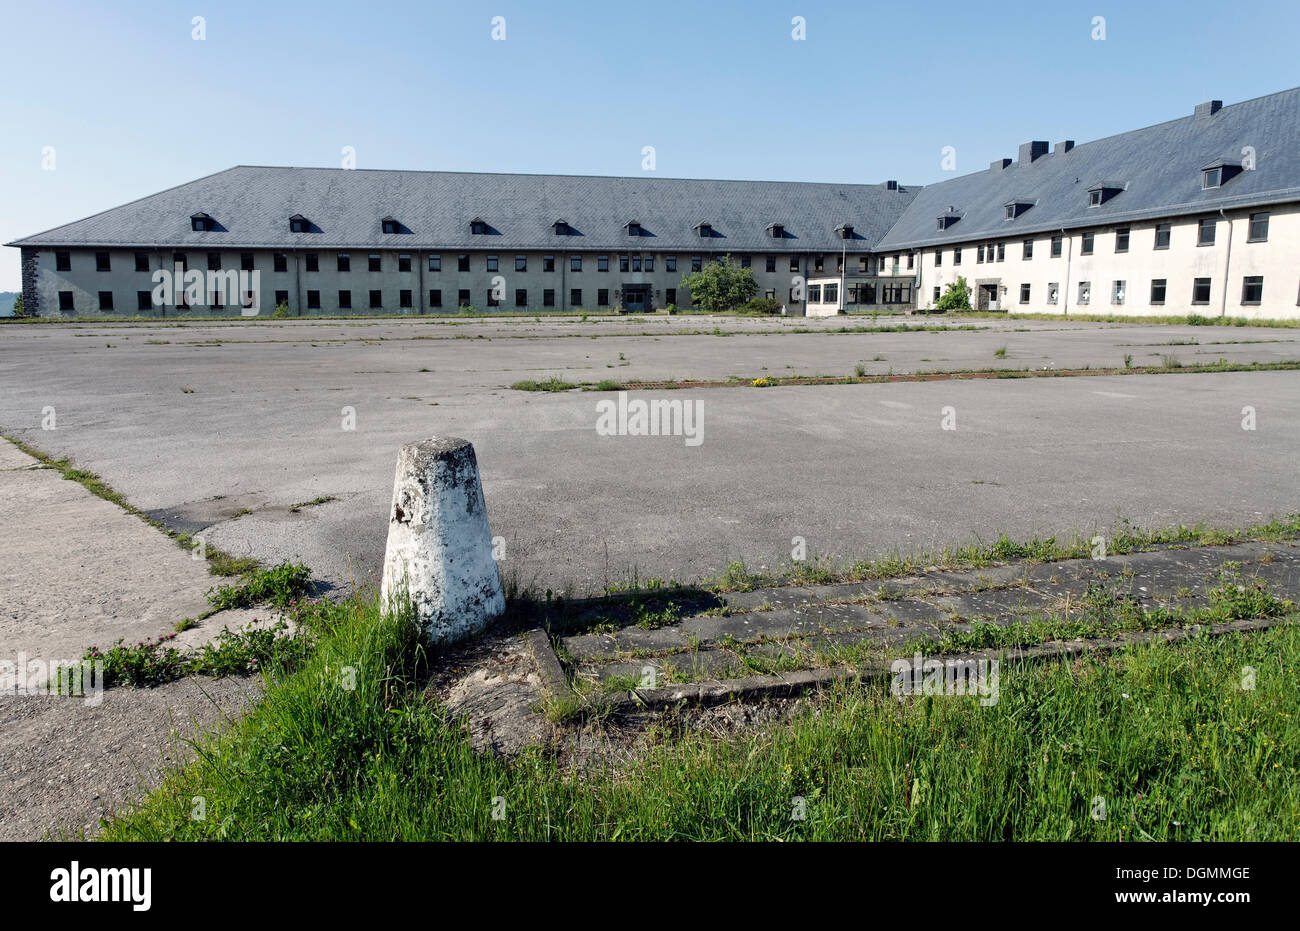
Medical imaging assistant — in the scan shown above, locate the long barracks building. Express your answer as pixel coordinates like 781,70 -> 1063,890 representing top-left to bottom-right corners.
9,87 -> 1300,320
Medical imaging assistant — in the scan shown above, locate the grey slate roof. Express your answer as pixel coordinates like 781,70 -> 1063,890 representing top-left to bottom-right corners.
875,87 -> 1300,251
8,167 -> 919,253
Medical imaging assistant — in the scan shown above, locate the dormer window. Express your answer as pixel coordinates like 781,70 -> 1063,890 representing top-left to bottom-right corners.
470,218 -> 488,235
1004,200 -> 1033,220
695,222 -> 713,238
767,223 -> 784,239
836,224 -> 853,240
381,216 -> 401,234
191,212 -> 213,232
1087,183 -> 1122,207
936,210 -> 962,231
289,214 -> 309,233
625,220 -> 641,237
1201,159 -> 1243,189
554,219 -> 571,236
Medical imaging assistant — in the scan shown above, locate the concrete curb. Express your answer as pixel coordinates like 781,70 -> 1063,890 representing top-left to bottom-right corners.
594,616 -> 1280,712
524,628 -> 575,704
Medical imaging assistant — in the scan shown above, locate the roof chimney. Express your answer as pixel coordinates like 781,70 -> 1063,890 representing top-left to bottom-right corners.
1018,140 -> 1049,163
885,179 -> 898,191
1054,140 -> 1075,154
1194,99 -> 1223,119
989,158 -> 1012,172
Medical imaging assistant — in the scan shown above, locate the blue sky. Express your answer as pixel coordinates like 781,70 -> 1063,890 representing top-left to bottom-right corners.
3,0 -> 1298,289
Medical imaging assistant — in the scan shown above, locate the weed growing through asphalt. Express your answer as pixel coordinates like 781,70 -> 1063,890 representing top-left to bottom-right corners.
207,561 -> 312,610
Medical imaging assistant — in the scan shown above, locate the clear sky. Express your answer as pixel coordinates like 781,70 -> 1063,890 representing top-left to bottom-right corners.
3,0 -> 1299,289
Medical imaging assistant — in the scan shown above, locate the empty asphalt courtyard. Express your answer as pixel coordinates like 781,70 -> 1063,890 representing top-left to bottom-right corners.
1,313 -> 1297,597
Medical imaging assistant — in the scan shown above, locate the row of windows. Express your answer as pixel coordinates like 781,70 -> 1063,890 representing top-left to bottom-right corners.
58,250 -> 873,276
807,282 -> 912,304
58,287 -> 686,312
980,275 -> 1274,308
931,213 -> 1271,267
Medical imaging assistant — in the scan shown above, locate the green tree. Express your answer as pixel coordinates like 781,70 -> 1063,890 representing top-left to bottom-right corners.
272,299 -> 291,318
934,276 -> 972,311
679,255 -> 758,313
11,293 -> 30,318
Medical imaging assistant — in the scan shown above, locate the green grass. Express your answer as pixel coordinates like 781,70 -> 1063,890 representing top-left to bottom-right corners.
98,584 -> 1300,840
206,561 -> 312,610
509,376 -> 579,392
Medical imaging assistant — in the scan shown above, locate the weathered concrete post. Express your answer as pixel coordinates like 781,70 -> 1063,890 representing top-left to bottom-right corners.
380,437 -> 505,643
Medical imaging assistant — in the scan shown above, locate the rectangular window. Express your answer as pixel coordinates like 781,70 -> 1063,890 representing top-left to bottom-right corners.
632,255 -> 641,272
95,251 -> 111,272
400,289 -> 412,308
599,255 -> 610,272
135,252 -> 150,272
137,291 -> 152,311
458,254 -> 470,272
173,252 -> 188,271
808,284 -> 822,303
933,286 -> 941,302
1111,280 -> 1126,305
543,289 -> 555,307
305,253 -> 319,272
398,254 -> 411,273
543,255 -> 555,272
1115,227 -> 1130,253
598,289 -> 609,306
572,255 -> 582,272
459,290 -> 471,307
516,255 -> 527,272
56,251 -> 71,271
666,288 -> 676,305
789,258 -> 799,272
515,288 -> 527,307
1077,281 -> 1091,305
486,289 -> 499,308
308,290 -> 321,309
429,289 -> 441,307
953,247 -> 962,265
1241,276 -> 1263,305
485,255 -> 498,272
98,291 -> 114,311
824,282 -> 839,304
369,290 -> 383,308
1150,279 -> 1167,304
1050,235 -> 1062,258
1047,282 -> 1059,305
1022,239 -> 1033,260
339,290 -> 352,309
337,254 -> 350,272
59,291 -> 74,311
815,257 -> 824,272
644,255 -> 654,272
1192,277 -> 1211,304
570,288 -> 582,307
767,256 -> 777,272
272,253 -> 287,273
1154,223 -> 1171,249
908,252 -> 916,269
977,245 -> 985,263
934,249 -> 943,267
1248,212 -> 1269,242
428,254 -> 441,272
275,289 -> 288,306
1198,218 -> 1216,246
859,257 -> 870,273
203,252 -> 220,271
620,255 -> 630,272
1081,232 -> 1094,255
1019,283 -> 1031,304
241,253 -> 254,272
740,255 -> 751,269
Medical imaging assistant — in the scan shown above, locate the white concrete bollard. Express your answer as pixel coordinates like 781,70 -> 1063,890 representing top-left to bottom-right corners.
380,437 -> 505,643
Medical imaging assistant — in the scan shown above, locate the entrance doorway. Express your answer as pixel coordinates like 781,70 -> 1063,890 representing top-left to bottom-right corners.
622,284 -> 651,313
978,284 -> 1000,311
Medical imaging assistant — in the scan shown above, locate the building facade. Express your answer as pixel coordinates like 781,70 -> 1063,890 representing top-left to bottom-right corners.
875,89 -> 1300,320
10,88 -> 1300,321
9,170 -> 919,318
